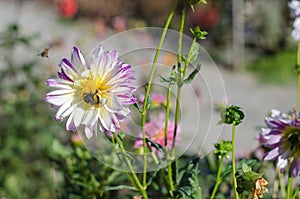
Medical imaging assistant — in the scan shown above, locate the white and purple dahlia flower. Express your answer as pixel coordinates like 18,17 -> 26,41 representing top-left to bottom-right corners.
258,109 -> 300,177
289,0 -> 300,40
46,45 -> 136,138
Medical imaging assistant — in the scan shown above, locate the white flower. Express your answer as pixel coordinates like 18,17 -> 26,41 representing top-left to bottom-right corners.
46,45 -> 136,138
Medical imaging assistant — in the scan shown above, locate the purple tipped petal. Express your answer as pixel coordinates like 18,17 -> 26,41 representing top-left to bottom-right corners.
264,134 -> 281,147
291,158 -> 300,177
265,147 -> 279,160
58,70 -> 73,82
71,47 -> 86,69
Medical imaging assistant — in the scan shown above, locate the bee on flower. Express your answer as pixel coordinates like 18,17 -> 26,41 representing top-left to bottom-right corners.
45,45 -> 136,139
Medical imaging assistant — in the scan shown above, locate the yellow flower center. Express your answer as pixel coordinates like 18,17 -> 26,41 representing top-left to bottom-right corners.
282,127 -> 300,157
75,74 -> 110,107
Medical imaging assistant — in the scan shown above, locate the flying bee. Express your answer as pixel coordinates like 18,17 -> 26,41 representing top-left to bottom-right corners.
37,47 -> 50,58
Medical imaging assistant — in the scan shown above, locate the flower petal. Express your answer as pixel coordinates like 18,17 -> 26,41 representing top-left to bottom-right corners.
264,147 -> 279,161
47,89 -> 76,96
71,47 -> 86,70
104,94 -> 122,112
99,107 -> 112,130
47,78 -> 73,89
73,107 -> 85,127
291,158 -> 300,177
85,127 -> 93,139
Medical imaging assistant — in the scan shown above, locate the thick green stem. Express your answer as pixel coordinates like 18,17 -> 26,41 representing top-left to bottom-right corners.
287,157 -> 294,199
113,133 -> 148,199
231,122 -> 239,199
297,41 -> 300,110
210,157 -> 224,199
141,0 -> 180,186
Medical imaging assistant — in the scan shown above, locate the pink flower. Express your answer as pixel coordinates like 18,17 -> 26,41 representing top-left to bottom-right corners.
134,114 -> 180,153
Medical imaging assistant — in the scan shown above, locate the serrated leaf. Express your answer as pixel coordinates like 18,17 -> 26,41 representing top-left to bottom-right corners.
188,42 -> 200,64
159,75 -> 176,85
183,64 -> 201,84
242,163 -> 251,173
175,161 -> 202,199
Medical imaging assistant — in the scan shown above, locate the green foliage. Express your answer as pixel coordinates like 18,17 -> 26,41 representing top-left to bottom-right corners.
0,23 -> 60,199
235,163 -> 262,194
175,157 -> 202,199
246,49 -> 296,84
50,141 -> 127,199
0,23 -> 37,48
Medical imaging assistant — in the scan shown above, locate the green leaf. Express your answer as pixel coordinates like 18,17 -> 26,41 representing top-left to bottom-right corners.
133,100 -> 142,113
144,84 -> 152,110
145,138 -> 165,156
175,162 -> 202,199
188,42 -> 200,64
241,163 -> 251,173
183,64 -> 201,84
159,75 -> 177,85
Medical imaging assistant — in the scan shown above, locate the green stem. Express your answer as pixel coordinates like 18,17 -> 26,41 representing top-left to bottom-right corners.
210,157 -> 224,199
164,84 -> 173,196
177,3 -> 187,76
171,1 -> 187,157
168,4 -> 187,197
272,167 -> 280,199
297,41 -> 300,111
141,0 -> 180,186
231,122 -> 239,199
279,170 -> 287,199
167,163 -> 175,198
113,133 -> 148,199
287,157 -> 295,199
292,185 -> 300,199
164,83 -> 172,149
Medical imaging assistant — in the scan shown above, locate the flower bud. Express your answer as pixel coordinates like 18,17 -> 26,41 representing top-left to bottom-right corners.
213,139 -> 232,159
219,105 -> 245,125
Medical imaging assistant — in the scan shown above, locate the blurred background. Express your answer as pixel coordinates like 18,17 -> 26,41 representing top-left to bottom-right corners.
0,0 -> 298,198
